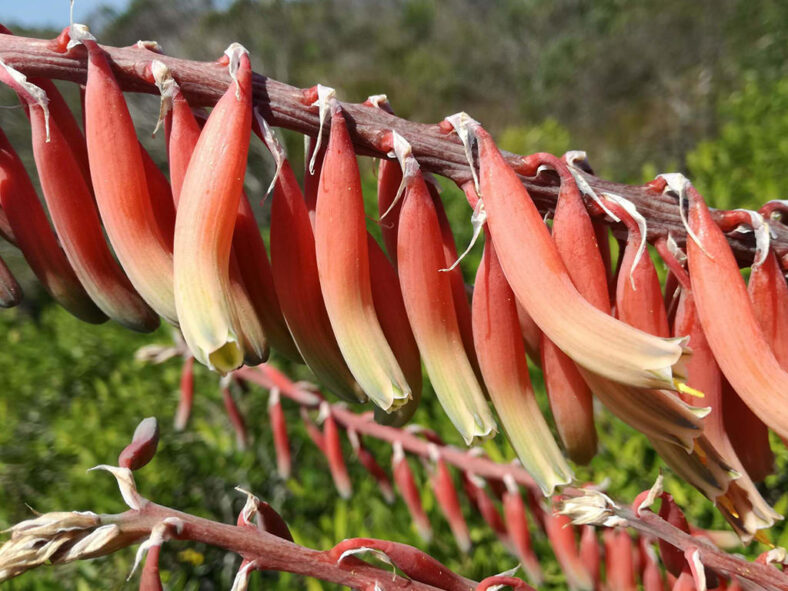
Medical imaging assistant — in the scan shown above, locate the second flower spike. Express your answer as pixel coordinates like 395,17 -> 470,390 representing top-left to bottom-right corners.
174,44 -> 256,373
313,103 -> 411,413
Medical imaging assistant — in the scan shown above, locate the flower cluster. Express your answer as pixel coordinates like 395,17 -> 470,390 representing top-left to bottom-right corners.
0,24 -> 787,566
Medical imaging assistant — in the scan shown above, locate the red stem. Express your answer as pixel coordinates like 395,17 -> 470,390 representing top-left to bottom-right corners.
0,32 -> 780,267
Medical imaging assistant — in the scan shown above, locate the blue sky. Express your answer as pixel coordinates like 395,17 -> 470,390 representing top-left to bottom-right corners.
0,0 -> 130,29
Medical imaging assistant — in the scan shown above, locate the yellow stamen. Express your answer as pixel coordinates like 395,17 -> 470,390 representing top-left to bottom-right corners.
716,495 -> 739,519
675,380 -> 705,399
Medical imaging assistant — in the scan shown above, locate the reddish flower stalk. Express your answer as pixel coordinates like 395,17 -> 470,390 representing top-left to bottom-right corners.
1,32 -> 785,267
236,365 -> 539,490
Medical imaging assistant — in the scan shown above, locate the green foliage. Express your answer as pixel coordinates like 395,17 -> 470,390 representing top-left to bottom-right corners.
687,77 -> 788,211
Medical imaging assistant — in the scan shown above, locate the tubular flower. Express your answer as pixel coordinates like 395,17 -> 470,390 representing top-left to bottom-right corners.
673,287 -> 778,540
322,404 -> 352,499
1,63 -> 157,331
80,32 -> 176,323
428,447 -> 471,553
660,173 -> 788,442
473,125 -> 689,390
314,107 -> 411,412
174,44 -> 255,373
367,235 -> 423,426
164,77 -> 293,364
502,475 -> 543,584
0,126 -> 104,323
520,153 -> 598,465
544,506 -> 594,591
393,136 -> 495,444
163,74 -> 267,367
269,151 -> 364,404
473,227 -> 573,494
392,442 -> 432,542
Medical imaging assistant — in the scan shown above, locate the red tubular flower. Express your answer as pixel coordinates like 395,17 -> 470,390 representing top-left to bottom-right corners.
268,388 -> 291,479
118,417 -> 159,471
222,380 -> 248,450
31,77 -> 92,191
429,449 -> 471,553
544,505 -> 594,591
367,235 -> 422,426
519,153 -> 600,465
314,107 -> 411,412
474,127 -> 689,390
722,378 -> 773,483
515,299 -> 542,363
395,153 -> 494,444
669,174 -> 788,441
323,405 -> 352,499
502,476 -> 543,584
347,429 -> 395,503
268,149 -> 364,403
640,538 -> 664,591
392,442 -> 432,542
472,224 -> 572,493
431,182 -> 483,384
0,126 -> 104,323
604,529 -> 636,591
139,543 -> 163,591
6,68 -> 159,332
579,526 -> 600,589
173,44 -> 255,372
673,286 -> 778,537
81,36 -> 176,324
139,143 -> 175,249
174,356 -> 194,431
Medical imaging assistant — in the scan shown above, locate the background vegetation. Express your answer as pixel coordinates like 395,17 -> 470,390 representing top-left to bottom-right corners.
2,0 -> 788,588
